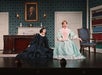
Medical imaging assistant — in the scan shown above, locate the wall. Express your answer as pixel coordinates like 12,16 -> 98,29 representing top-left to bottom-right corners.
89,0 -> 102,8
0,0 -> 86,47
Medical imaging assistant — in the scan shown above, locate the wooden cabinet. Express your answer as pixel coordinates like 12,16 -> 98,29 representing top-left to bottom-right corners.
3,35 -> 34,54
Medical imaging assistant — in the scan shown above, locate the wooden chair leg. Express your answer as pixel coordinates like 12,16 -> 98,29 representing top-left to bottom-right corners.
88,47 -> 91,58
94,46 -> 96,54
93,46 -> 96,55
80,46 -> 82,53
82,46 -> 84,54
88,47 -> 90,55
93,46 -> 96,60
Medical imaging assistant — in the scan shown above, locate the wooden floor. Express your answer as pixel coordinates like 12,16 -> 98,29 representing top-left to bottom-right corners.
0,51 -> 102,74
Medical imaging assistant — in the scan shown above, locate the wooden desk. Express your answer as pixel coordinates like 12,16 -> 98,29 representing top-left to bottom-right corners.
3,35 -> 34,54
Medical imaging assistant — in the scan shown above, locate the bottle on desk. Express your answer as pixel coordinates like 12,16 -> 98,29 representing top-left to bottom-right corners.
40,22 -> 43,28
30,24 -> 32,27
20,23 -> 22,27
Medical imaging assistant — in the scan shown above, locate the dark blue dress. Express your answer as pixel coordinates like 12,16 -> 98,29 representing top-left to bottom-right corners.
16,34 -> 53,60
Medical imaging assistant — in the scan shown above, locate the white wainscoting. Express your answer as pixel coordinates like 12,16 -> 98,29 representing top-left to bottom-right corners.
18,27 -> 41,35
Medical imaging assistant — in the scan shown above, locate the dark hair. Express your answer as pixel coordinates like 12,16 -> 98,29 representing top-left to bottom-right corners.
39,27 -> 46,33
62,20 -> 68,25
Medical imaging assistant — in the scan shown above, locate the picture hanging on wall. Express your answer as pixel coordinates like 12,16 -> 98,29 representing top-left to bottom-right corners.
25,2 -> 38,22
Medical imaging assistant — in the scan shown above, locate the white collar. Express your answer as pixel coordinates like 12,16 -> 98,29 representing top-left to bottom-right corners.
39,33 -> 45,37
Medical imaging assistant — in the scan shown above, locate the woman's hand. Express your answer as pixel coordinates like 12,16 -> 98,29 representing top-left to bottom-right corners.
78,38 -> 82,42
57,38 -> 67,42
28,45 -> 30,47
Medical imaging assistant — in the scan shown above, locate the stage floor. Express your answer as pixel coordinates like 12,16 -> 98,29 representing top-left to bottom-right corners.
0,51 -> 102,74
0,51 -> 102,68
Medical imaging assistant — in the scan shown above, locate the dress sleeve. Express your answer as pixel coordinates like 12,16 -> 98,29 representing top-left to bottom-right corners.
29,34 -> 39,46
44,36 -> 49,48
56,30 -> 63,41
69,30 -> 78,39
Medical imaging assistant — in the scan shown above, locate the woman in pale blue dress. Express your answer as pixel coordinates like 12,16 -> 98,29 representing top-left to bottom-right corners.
53,20 -> 85,60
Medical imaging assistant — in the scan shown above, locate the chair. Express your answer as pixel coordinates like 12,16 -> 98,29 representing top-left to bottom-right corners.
77,28 -> 96,54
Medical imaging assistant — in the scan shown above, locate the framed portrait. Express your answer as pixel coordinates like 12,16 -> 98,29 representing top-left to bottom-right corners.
25,2 -> 38,22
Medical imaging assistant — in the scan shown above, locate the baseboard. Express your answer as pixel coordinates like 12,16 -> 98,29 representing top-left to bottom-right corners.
95,48 -> 102,53
52,47 -> 102,53
85,48 -> 102,53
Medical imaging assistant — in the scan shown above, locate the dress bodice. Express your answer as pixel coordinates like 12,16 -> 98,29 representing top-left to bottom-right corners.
30,33 -> 49,48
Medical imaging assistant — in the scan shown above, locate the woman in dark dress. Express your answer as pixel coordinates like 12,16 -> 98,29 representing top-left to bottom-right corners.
16,28 -> 53,60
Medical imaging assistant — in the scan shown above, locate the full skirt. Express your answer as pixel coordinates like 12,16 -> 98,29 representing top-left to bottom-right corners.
53,40 -> 85,60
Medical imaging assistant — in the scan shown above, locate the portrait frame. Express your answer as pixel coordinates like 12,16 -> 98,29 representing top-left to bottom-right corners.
25,2 -> 38,22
